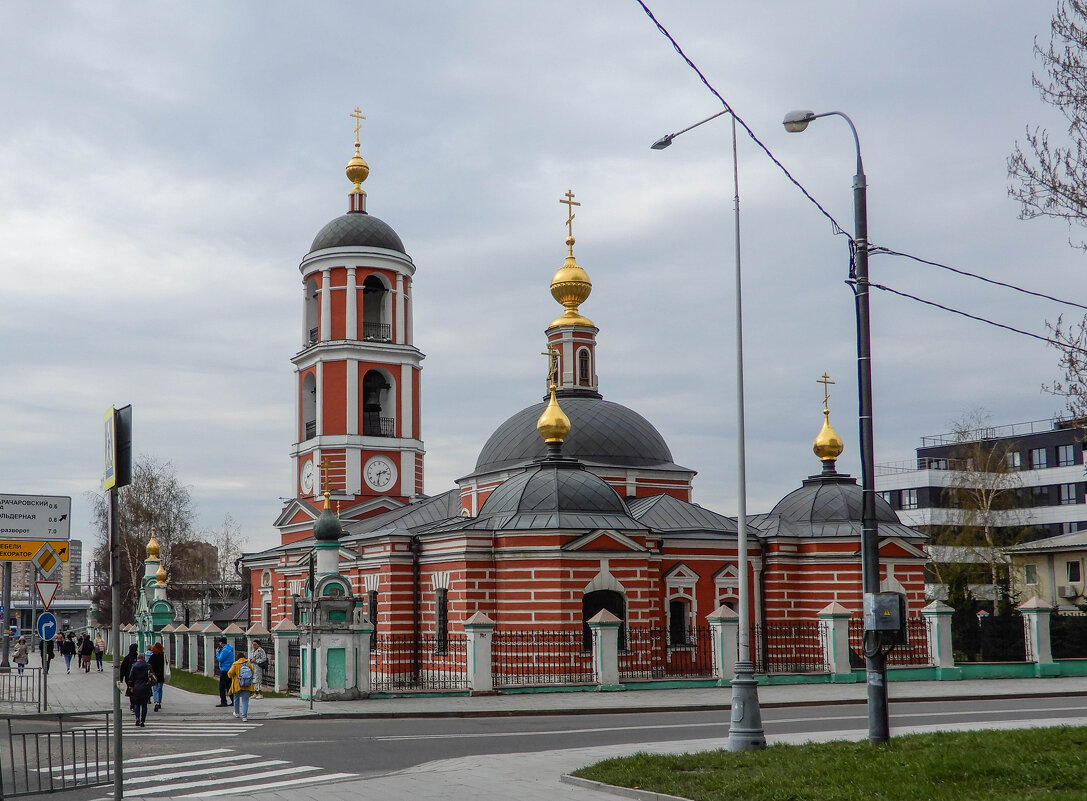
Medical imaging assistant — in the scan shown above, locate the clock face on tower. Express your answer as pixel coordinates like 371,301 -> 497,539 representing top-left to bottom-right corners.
300,459 -> 315,494
364,456 -> 397,491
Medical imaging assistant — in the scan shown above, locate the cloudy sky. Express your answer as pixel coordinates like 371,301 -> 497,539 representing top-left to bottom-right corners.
2,2 -> 1081,564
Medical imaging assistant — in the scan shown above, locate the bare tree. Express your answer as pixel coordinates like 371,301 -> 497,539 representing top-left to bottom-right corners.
90,455 -> 197,622
930,412 -> 1025,602
1008,0 -> 1087,243
208,514 -> 247,584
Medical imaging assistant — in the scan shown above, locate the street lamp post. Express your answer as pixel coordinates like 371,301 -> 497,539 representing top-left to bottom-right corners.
652,109 -> 765,751
782,109 -> 888,744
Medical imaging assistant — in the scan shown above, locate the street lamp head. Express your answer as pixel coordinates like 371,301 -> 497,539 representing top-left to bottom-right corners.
650,134 -> 674,150
783,110 -> 816,133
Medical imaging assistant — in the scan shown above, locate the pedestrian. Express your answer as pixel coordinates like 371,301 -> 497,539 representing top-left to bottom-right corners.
61,633 -> 75,673
12,638 -> 28,675
215,637 -> 234,708
79,633 -> 93,672
120,643 -> 139,712
39,637 -> 54,672
227,654 -> 255,722
249,640 -> 268,699
93,633 -> 106,672
149,642 -> 165,711
127,651 -> 155,727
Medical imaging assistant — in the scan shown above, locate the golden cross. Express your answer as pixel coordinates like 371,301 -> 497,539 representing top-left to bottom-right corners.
320,458 -> 334,493
350,107 -> 366,141
541,345 -> 559,388
560,190 -> 580,238
817,373 -> 835,411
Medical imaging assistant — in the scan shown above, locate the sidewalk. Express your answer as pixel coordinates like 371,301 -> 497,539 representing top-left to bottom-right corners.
23,663 -> 1087,801
29,657 -> 1087,719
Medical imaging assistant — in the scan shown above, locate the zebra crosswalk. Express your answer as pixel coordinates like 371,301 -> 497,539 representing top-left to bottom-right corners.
61,746 -> 357,798
123,718 -> 259,738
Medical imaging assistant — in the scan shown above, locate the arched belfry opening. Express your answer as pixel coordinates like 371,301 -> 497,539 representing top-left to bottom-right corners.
305,278 -> 320,345
362,369 -> 394,437
302,373 -> 317,440
362,275 -> 390,341
582,589 -> 626,651
577,348 -> 592,387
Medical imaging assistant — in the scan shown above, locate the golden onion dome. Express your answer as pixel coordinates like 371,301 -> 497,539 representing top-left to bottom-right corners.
346,145 -> 369,192
155,564 -> 167,584
813,408 -> 844,462
549,236 -> 594,328
537,384 -> 571,444
146,529 -> 160,559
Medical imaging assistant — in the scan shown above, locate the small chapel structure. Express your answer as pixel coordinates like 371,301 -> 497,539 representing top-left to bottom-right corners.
240,115 -> 929,664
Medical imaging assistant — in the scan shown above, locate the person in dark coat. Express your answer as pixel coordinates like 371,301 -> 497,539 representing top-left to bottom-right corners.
127,652 -> 154,727
78,634 -> 93,672
38,637 -> 54,673
60,633 -> 75,673
148,643 -> 166,711
120,644 -> 139,711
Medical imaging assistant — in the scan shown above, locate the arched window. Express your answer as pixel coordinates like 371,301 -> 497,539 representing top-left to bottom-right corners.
302,373 -> 317,440
362,370 -> 394,437
435,588 -> 449,654
582,589 -> 626,651
578,349 -> 591,386
668,599 -> 691,646
305,279 -> 319,345
362,276 -> 390,341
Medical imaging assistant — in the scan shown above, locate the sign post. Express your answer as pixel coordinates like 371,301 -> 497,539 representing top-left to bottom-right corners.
105,404 -> 131,801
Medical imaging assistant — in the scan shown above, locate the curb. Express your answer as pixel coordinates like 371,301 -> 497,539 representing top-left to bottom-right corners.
560,774 -> 693,801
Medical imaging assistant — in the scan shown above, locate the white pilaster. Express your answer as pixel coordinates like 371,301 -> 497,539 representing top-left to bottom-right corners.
346,268 -> 357,341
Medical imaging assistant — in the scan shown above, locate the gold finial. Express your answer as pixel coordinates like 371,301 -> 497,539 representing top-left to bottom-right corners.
549,191 -> 593,328
155,564 -> 167,586
813,373 -> 844,462
346,107 -> 370,192
320,458 -> 334,508
560,190 -> 581,241
537,346 -> 571,444
146,527 -> 160,559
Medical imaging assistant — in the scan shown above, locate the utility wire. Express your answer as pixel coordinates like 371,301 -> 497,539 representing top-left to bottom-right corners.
869,281 -> 1087,357
871,247 -> 1087,312
634,0 -> 849,241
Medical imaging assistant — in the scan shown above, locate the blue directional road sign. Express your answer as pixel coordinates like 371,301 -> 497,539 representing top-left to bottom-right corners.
36,612 -> 57,641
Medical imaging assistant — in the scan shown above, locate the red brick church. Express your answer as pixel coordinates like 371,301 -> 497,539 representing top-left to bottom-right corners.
240,122 -> 928,648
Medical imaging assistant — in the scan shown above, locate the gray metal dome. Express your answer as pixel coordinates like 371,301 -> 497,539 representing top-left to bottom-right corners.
473,397 -> 680,475
310,212 -> 405,254
476,462 -> 643,530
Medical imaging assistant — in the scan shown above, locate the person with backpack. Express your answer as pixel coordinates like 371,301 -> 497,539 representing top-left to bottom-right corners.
148,642 -> 166,711
227,655 -> 255,722
127,651 -> 155,727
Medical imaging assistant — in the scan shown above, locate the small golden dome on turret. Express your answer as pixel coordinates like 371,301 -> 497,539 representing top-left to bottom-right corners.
813,372 -> 844,462
146,529 -> 160,559
550,236 -> 594,328
346,106 -> 369,193
155,564 -> 167,585
813,409 -> 844,461
537,384 -> 571,444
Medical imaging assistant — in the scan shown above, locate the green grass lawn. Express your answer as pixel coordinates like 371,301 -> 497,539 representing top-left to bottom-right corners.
166,667 -> 290,698
572,727 -> 1087,801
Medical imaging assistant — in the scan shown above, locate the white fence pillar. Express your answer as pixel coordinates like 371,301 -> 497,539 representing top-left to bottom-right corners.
818,602 -> 853,679
1018,596 -> 1059,677
588,610 -> 621,689
463,611 -> 495,694
706,605 -> 738,686
271,619 -> 298,693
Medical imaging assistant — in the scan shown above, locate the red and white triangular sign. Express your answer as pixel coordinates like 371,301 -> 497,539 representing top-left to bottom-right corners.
35,581 -> 59,610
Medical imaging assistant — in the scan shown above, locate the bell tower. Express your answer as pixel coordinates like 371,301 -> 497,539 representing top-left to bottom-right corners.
289,109 -> 425,517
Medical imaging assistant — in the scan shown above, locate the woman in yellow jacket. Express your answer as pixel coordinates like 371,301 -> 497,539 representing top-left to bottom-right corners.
226,656 -> 256,721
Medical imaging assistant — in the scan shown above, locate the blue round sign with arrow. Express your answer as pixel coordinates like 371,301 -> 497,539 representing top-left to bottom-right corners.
36,612 -> 57,642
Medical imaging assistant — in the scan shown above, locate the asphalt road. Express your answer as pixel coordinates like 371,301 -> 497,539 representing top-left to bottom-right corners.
43,695 -> 1087,799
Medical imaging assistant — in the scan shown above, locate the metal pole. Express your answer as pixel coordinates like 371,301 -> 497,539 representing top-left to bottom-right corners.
851,146 -> 889,745
726,113 -> 765,751
109,488 -> 123,800
1,562 -> 11,669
